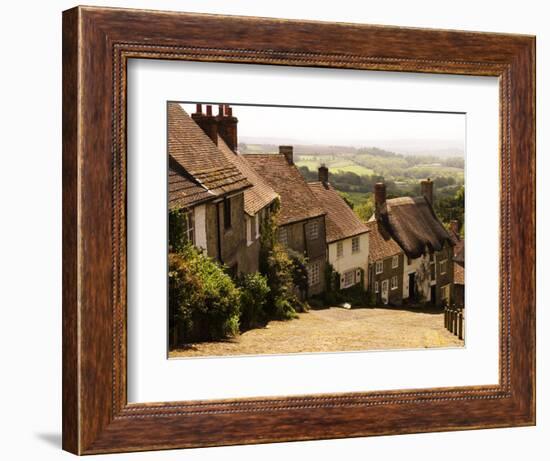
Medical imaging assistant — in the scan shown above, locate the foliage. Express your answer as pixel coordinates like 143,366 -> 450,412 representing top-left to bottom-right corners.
169,243 -> 241,344
322,263 -> 343,306
354,197 -> 375,222
169,209 -> 190,253
434,186 -> 465,228
287,249 -> 309,300
237,272 -> 270,331
259,200 -> 299,320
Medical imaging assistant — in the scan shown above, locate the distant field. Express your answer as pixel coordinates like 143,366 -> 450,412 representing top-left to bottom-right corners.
342,191 -> 371,207
296,156 -> 374,176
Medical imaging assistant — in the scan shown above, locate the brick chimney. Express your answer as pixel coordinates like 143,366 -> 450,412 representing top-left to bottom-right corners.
217,104 -> 238,151
421,178 -> 434,205
318,165 -> 329,187
374,182 -> 386,219
450,219 -> 460,235
280,145 -> 294,165
191,104 -> 218,145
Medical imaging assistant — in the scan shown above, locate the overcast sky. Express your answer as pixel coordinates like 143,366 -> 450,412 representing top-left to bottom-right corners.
180,103 -> 465,156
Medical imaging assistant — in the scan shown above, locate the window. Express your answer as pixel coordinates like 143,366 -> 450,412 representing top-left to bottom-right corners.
223,197 -> 231,230
375,260 -> 383,274
391,275 -> 398,290
374,281 -> 379,293
392,255 -> 399,268
351,236 -> 360,253
439,259 -> 447,275
306,221 -> 319,240
246,216 -> 253,246
180,210 -> 194,244
278,227 -> 288,246
336,241 -> 344,258
307,261 -> 320,286
255,213 -> 260,238
342,270 -> 355,289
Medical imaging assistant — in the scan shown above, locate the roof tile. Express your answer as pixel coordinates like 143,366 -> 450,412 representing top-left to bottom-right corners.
245,154 -> 325,225
308,181 -> 369,243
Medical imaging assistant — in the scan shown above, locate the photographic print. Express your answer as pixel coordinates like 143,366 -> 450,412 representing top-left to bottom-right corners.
168,102 -> 466,358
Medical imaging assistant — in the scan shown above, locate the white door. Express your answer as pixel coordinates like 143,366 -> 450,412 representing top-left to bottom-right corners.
381,279 -> 389,305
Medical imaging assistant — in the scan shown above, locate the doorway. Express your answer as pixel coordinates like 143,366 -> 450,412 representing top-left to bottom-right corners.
408,273 -> 415,299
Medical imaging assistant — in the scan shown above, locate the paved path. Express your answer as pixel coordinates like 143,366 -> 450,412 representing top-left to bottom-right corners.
169,306 -> 464,358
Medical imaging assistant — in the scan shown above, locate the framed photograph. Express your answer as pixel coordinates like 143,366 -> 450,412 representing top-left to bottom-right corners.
62,6 -> 535,455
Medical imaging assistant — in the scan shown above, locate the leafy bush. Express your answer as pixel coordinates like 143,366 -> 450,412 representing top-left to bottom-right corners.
259,200 -> 299,320
237,272 -> 270,330
263,244 -> 298,319
169,243 -> 241,345
168,209 -> 191,253
287,249 -> 309,303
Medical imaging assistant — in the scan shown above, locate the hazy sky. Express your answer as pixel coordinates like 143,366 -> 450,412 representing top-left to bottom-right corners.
180,103 -> 465,156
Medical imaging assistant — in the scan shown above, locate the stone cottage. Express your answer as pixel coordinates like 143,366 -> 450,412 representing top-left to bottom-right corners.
364,220 -> 405,305
246,147 -> 328,296
369,180 -> 455,307
308,166 -> 370,290
168,102 -> 254,275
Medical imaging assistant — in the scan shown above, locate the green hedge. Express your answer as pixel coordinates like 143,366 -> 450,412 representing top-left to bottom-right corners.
237,272 -> 270,330
169,244 -> 241,344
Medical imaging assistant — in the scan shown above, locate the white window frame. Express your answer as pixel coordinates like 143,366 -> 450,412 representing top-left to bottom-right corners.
306,221 -> 319,240
375,260 -> 383,274
391,254 -> 399,269
351,236 -> 360,253
336,241 -> 344,258
439,259 -> 447,275
342,270 -> 355,289
374,281 -> 379,293
278,227 -> 288,246
254,213 -> 260,239
391,275 -> 398,290
307,261 -> 321,287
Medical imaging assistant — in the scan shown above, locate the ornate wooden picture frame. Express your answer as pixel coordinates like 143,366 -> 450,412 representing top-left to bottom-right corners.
62,6 -> 535,455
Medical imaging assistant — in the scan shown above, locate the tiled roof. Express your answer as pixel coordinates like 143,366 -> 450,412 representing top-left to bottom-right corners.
168,157 -> 214,210
308,181 -> 369,243
365,220 -> 403,262
168,103 -> 251,198
245,154 -> 325,225
217,137 -> 279,216
379,196 -> 454,259
454,262 -> 464,285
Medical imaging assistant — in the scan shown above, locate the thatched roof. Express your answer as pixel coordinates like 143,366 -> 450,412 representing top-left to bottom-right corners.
379,196 -> 453,259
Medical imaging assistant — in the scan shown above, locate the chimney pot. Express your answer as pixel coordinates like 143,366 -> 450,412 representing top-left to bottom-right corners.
192,104 -> 218,145
226,105 -> 233,117
318,165 -> 329,186
279,145 -> 294,165
421,178 -> 434,205
218,104 -> 224,117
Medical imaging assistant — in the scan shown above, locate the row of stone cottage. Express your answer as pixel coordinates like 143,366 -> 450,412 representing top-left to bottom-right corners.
168,102 -> 463,307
